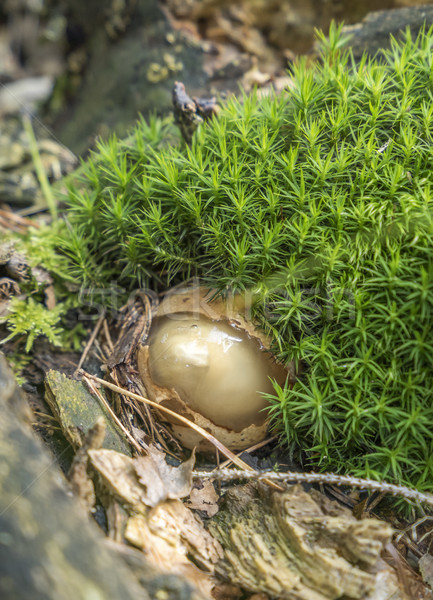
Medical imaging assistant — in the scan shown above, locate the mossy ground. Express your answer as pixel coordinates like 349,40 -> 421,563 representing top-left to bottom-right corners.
0,222 -> 84,353
11,25 -> 433,494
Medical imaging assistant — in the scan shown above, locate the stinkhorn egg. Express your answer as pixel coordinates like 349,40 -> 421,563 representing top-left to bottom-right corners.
137,287 -> 291,451
148,314 -> 278,431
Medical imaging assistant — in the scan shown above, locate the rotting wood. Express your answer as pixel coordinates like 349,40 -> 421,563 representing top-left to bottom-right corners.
88,446 -> 221,599
0,354 -> 207,600
208,483 -> 402,600
0,354 -> 147,600
44,369 -> 131,455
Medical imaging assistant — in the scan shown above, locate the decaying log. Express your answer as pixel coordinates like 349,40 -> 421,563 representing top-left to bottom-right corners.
87,444 -> 404,600
0,355 -> 204,600
208,483 -> 401,600
0,355 -> 146,599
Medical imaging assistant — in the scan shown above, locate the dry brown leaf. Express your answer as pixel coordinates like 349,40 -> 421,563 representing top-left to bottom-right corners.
88,445 -> 195,510
186,480 -> 219,517
88,449 -> 149,513
133,445 -> 195,506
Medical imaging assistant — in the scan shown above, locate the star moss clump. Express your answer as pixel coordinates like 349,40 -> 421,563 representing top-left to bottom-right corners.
62,25 -> 433,492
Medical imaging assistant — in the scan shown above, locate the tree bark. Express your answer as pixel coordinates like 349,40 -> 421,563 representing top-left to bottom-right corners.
0,354 -> 201,600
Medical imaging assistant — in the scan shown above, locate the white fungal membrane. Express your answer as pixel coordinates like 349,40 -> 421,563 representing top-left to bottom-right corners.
148,314 -> 277,431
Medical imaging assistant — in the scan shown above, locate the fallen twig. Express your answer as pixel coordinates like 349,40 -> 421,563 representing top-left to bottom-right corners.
194,468 -> 433,507
81,371 -> 284,491
83,375 -> 144,455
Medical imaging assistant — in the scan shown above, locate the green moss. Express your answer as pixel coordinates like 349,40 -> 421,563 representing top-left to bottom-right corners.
61,25 -> 433,493
1,221 -> 84,353
1,297 -> 65,352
